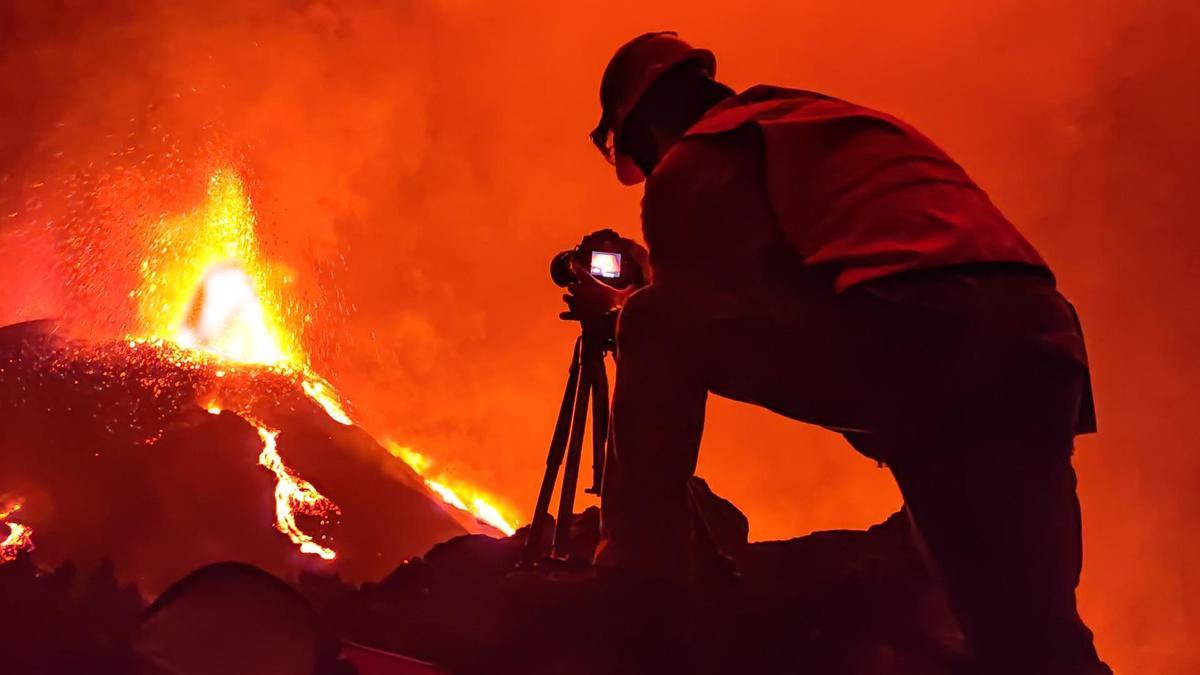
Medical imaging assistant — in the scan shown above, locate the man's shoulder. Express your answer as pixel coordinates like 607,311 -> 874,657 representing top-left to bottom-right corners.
737,84 -> 834,104
645,85 -> 858,193
685,85 -> 835,137
649,124 -> 762,191
733,84 -> 836,106
685,85 -> 910,142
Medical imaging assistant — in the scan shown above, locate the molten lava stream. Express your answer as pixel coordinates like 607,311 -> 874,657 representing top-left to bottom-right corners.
253,423 -> 339,560
0,498 -> 34,563
385,444 -> 517,536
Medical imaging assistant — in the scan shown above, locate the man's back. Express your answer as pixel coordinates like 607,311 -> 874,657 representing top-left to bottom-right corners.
646,85 -> 1046,292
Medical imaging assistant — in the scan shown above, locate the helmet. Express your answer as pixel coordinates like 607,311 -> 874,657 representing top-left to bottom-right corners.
591,32 -> 716,185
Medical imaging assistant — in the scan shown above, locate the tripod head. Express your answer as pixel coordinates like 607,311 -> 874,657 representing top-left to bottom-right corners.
563,310 -> 618,356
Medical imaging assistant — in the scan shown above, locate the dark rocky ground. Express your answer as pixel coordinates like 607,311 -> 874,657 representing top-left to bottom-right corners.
319,503 -> 964,675
1,496 -> 965,675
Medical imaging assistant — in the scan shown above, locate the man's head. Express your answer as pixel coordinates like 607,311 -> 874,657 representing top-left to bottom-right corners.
591,32 -> 732,185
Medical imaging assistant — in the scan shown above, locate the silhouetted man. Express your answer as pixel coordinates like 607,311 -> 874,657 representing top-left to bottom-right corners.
567,31 -> 1109,675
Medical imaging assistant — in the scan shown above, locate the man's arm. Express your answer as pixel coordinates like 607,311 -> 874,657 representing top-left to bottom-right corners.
640,125 -> 785,318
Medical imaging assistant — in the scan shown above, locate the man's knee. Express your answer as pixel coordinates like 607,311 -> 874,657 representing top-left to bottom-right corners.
616,285 -> 691,357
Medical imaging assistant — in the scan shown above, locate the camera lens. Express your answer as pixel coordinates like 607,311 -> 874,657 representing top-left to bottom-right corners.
549,250 -> 579,288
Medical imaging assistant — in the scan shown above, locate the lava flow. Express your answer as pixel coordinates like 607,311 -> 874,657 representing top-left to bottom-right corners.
0,497 -> 34,563
122,168 -> 516,558
254,424 -> 340,560
386,443 -> 516,536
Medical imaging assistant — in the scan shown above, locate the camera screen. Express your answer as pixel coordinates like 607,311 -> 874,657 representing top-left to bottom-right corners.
590,251 -> 622,279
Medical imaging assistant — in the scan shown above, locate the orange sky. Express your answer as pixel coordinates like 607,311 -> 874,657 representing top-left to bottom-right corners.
1,1 -> 1197,672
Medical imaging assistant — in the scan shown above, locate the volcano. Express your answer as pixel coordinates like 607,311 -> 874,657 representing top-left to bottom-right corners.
0,169 -> 517,591
0,319 -> 482,591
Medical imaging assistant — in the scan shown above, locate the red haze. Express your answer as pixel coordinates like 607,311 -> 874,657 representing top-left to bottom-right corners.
1,2 -> 1197,672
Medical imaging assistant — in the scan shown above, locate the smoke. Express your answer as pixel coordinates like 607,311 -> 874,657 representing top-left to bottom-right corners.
1,0 -> 1197,671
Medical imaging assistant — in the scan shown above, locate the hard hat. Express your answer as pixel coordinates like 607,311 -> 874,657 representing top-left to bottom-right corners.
591,31 -> 716,185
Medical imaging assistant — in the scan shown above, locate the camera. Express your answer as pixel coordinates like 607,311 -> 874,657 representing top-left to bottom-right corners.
529,230 -> 647,557
549,228 -> 648,290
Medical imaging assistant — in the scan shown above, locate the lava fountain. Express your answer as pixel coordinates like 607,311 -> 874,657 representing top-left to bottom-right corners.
118,169 -> 515,561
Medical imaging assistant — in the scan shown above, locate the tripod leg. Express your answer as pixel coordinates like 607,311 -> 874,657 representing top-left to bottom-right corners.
524,338 -> 582,561
552,348 -> 594,559
586,353 -> 609,495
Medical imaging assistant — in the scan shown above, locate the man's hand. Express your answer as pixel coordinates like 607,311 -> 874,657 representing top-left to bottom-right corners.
561,261 -> 636,321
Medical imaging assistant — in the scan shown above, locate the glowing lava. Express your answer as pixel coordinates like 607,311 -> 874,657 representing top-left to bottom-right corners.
132,169 -> 351,428
121,170 -> 352,559
177,263 -> 288,365
300,379 -> 352,426
385,443 -> 517,536
0,497 -> 34,563
125,168 -> 518,559
254,424 -> 339,560
134,169 -> 301,365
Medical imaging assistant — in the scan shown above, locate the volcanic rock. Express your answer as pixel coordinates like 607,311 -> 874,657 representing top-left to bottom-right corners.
0,502 -> 962,674
317,506 -> 962,675
0,553 -> 147,675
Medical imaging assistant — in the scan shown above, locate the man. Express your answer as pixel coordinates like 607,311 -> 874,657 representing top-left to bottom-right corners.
566,31 -> 1110,675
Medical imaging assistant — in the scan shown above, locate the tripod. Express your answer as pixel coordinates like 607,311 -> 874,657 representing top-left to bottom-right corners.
523,314 -> 615,563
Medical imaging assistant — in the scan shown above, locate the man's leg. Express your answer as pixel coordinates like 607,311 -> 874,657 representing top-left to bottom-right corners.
597,286 -> 709,581
886,355 -> 1108,675
597,281 -> 908,580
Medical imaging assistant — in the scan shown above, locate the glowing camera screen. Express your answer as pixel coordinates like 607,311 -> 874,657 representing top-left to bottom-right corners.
590,251 -> 622,279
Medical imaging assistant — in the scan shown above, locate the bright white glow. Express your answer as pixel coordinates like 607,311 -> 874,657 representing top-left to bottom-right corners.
175,263 -> 288,365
